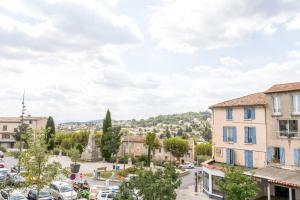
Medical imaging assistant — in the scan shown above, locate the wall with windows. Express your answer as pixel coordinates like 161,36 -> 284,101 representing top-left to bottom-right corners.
266,92 -> 300,168
212,106 -> 267,168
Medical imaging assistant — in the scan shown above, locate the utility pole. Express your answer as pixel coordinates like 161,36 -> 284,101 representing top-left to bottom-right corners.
18,92 -> 26,173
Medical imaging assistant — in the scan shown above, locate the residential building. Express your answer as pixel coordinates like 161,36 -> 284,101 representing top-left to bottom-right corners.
0,116 -> 47,148
117,135 -> 195,163
203,82 -> 300,200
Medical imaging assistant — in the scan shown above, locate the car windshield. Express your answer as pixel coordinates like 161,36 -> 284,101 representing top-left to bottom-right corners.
0,170 -> 7,175
10,194 -> 26,200
39,189 -> 51,197
59,185 -> 72,193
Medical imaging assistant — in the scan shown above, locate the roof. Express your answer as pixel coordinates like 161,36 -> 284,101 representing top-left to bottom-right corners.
122,135 -> 145,143
246,166 -> 300,188
0,116 -> 47,123
210,92 -> 267,109
265,82 -> 300,93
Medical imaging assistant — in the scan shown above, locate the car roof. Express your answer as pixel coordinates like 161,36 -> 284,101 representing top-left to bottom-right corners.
0,168 -> 8,171
52,181 -> 70,186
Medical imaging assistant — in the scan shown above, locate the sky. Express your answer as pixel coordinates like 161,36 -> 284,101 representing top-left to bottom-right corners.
0,0 -> 300,122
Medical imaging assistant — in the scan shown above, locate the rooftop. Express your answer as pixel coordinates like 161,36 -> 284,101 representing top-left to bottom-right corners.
0,116 -> 47,123
265,82 -> 300,93
210,92 -> 267,108
121,135 -> 145,143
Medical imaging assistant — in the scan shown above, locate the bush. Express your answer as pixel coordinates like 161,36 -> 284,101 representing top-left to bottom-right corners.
52,147 -> 61,155
117,167 -> 139,177
0,146 -> 7,153
76,143 -> 84,154
69,148 -> 81,163
100,171 -> 113,179
7,151 -> 20,158
196,155 -> 210,165
194,143 -> 212,160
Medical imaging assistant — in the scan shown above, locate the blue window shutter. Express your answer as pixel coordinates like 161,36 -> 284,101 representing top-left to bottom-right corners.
233,127 -> 237,143
244,108 -> 247,119
228,107 -> 232,119
280,147 -> 285,166
249,151 -> 253,168
252,127 -> 256,144
231,149 -> 235,165
294,149 -> 299,167
244,127 -> 249,143
226,149 -> 230,164
223,127 -> 227,142
251,107 -> 255,119
267,147 -> 272,163
245,150 -> 249,167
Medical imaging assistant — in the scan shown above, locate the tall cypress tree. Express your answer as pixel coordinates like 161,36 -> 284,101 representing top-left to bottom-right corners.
102,109 -> 112,133
45,116 -> 55,150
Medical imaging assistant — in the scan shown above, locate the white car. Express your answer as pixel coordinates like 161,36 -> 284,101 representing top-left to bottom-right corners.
96,191 -> 114,200
179,162 -> 194,169
0,190 -> 27,200
49,181 -> 77,200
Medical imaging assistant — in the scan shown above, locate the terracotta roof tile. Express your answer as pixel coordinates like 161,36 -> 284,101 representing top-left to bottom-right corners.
0,116 -> 47,123
210,92 -> 267,108
121,135 -> 145,143
265,82 -> 300,93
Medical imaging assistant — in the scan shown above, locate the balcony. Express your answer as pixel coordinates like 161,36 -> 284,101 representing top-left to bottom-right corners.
277,131 -> 300,139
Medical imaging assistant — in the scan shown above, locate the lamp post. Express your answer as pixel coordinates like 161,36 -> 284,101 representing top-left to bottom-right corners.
195,172 -> 198,192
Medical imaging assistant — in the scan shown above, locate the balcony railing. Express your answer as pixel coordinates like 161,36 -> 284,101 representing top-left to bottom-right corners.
277,131 -> 300,139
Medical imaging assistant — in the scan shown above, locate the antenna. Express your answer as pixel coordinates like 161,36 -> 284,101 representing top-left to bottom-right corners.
18,90 -> 26,173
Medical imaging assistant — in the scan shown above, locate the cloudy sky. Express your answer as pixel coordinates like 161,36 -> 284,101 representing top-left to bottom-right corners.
1,0 -> 300,122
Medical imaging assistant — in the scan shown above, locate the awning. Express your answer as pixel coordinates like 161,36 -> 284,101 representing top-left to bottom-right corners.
245,166 -> 300,188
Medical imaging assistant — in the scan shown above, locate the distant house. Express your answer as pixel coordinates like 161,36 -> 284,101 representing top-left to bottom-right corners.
0,116 -> 47,148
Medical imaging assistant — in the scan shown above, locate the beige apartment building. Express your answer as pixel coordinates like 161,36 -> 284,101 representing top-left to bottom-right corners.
203,82 -> 300,200
0,116 -> 47,149
117,135 -> 195,163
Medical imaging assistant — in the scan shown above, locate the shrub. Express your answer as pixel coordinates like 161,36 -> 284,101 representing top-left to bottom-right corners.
194,143 -> 212,160
52,147 -> 61,155
196,155 -> 210,165
69,148 -> 81,163
0,146 -> 7,153
76,143 -> 84,154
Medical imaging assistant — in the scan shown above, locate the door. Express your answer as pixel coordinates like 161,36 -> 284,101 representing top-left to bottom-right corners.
275,186 -> 289,199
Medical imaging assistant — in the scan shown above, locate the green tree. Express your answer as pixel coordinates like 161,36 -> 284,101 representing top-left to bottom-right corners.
45,116 -> 56,150
163,137 -> 189,161
100,126 -> 122,161
69,148 -> 81,164
145,132 -> 160,166
103,109 -> 112,133
217,167 -> 259,200
114,164 -> 181,200
165,128 -> 171,138
199,121 -> 212,142
194,143 -> 212,157
21,129 -> 61,199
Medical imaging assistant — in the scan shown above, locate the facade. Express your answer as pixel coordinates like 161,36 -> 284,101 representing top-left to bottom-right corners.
0,116 -> 47,148
204,82 -> 300,200
117,135 -> 195,163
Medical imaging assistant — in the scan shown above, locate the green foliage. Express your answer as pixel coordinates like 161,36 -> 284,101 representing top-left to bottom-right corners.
55,130 -> 89,151
163,137 -> 189,160
145,132 -> 160,166
13,123 -> 31,146
165,128 -> 171,138
114,164 -> 181,200
21,130 -> 61,198
196,155 -> 210,165
217,167 -> 260,200
198,121 -> 212,142
130,111 -> 211,127
117,167 -> 139,177
194,143 -> 212,160
76,143 -> 84,154
0,146 -> 6,152
100,171 -> 113,179
103,109 -> 112,133
45,116 -> 56,150
69,148 -> 81,164
100,126 -> 122,161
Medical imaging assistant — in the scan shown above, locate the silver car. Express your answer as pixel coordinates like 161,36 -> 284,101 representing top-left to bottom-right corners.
49,181 -> 77,200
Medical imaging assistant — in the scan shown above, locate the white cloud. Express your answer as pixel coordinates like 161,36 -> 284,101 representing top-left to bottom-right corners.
288,50 -> 300,59
149,0 -> 300,53
286,14 -> 300,29
220,56 -> 242,67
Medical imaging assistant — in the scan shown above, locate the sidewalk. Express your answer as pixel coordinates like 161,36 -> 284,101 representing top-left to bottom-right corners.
176,185 -> 212,200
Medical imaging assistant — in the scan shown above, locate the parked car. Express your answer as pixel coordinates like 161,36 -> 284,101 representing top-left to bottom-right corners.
28,188 -> 53,200
0,168 -> 9,184
179,162 -> 194,169
7,173 -> 25,186
0,160 -> 5,169
0,189 -> 27,200
97,191 -> 114,200
50,181 -> 77,200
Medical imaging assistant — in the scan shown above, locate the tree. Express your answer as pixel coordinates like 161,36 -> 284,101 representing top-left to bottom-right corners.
165,128 -> 171,138
45,116 -> 56,150
21,129 -> 61,200
14,123 -> 30,147
216,167 -> 259,200
199,121 -> 212,142
163,137 -> 189,161
145,132 -> 160,166
177,128 -> 183,136
103,109 -> 112,134
100,126 -> 122,161
114,164 -> 181,200
194,143 -> 212,157
69,148 -> 81,164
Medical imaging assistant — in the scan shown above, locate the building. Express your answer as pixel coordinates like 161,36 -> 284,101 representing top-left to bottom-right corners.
117,135 -> 195,163
0,116 -> 47,148
203,82 -> 300,200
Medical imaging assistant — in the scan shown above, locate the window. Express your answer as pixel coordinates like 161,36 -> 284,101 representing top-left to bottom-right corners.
292,95 -> 300,114
215,147 -> 222,158
244,107 -> 255,120
273,96 -> 281,114
226,149 -> 235,165
268,147 -> 285,165
279,120 -> 298,137
2,134 -> 10,139
212,176 -> 224,196
294,148 -> 300,167
226,107 -> 233,120
273,147 -> 281,163
203,172 -> 209,191
223,127 -> 237,143
2,125 -> 7,131
244,127 -> 256,144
